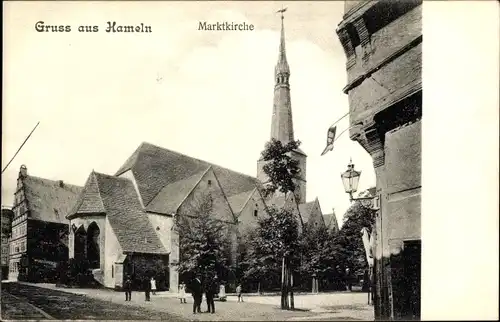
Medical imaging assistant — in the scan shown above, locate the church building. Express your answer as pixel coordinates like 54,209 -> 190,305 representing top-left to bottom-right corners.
65,14 -> 330,291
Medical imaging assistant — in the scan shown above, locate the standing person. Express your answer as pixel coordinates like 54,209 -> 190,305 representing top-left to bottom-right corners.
236,283 -> 243,303
151,277 -> 157,295
123,275 -> 132,301
144,276 -> 151,301
124,275 -> 132,301
178,283 -> 187,304
205,275 -> 217,314
345,268 -> 353,291
219,282 -> 226,302
191,274 -> 203,314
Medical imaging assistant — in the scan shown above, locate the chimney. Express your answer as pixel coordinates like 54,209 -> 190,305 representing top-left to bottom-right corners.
58,180 -> 64,188
19,165 -> 28,178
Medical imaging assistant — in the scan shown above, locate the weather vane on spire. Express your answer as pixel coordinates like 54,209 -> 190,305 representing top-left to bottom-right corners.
276,6 -> 287,20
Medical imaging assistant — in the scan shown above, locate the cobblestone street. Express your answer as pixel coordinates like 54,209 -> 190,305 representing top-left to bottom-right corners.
2,282 -> 374,321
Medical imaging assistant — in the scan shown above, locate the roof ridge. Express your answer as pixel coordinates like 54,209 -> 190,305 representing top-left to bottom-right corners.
24,175 -> 83,189
146,167 -> 210,210
170,166 -> 211,213
209,167 -> 237,222
115,143 -> 146,176
92,172 -> 107,213
237,187 -> 258,214
139,141 -> 258,182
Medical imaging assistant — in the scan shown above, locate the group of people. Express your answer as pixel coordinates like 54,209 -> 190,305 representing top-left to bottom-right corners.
122,273 -> 244,313
189,273 -> 218,314
123,275 -> 157,302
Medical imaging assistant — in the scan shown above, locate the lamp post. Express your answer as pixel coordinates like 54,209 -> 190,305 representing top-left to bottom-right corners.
341,159 -> 378,305
340,159 -> 380,210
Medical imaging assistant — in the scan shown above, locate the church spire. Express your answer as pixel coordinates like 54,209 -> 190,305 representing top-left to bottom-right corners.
258,8 -> 307,203
275,12 -> 290,77
271,8 -> 294,144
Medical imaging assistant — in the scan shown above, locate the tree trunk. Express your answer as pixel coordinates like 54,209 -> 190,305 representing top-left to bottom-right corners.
290,262 -> 294,310
284,258 -> 289,309
281,256 -> 286,309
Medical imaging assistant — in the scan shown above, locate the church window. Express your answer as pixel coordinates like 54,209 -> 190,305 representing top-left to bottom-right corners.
208,180 -> 212,185
253,210 -> 258,217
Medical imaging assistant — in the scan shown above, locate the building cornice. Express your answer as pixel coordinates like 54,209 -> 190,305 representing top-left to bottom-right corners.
337,1 -> 379,30
342,35 -> 422,94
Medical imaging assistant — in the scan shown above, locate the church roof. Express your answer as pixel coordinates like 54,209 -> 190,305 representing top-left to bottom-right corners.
21,175 -> 82,224
298,198 -> 324,225
298,201 -> 315,223
70,171 -> 167,255
146,169 -> 207,214
227,189 -> 256,215
115,142 -> 261,210
323,211 -> 340,232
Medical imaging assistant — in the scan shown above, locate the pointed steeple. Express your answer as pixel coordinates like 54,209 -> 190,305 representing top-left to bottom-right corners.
271,10 -> 294,144
258,8 -> 307,204
275,14 -> 290,76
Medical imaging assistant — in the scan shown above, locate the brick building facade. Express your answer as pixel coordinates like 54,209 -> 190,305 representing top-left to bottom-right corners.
336,0 -> 422,320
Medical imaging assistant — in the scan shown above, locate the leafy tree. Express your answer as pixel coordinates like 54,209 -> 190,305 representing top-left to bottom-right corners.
260,138 -> 302,198
299,223 -> 332,276
332,200 -> 376,287
258,138 -> 303,310
173,193 -> 232,283
240,206 -> 301,301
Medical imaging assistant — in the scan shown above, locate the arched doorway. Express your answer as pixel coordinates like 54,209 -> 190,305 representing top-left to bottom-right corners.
86,222 -> 100,269
74,226 -> 86,261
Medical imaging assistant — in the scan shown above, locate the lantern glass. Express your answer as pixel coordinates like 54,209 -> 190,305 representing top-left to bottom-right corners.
341,163 -> 361,193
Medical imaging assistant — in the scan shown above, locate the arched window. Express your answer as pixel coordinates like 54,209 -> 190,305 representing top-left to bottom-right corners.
86,222 -> 100,269
74,226 -> 86,261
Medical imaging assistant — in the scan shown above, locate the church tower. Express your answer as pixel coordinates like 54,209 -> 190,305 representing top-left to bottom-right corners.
257,11 -> 307,203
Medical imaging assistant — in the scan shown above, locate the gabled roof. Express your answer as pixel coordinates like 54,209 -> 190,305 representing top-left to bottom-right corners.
264,191 -> 303,226
298,200 -> 317,224
299,198 -> 324,223
71,171 -> 167,254
227,188 -> 257,215
21,175 -> 82,224
146,169 -> 207,214
323,211 -> 340,232
115,142 -> 261,207
68,171 -> 105,217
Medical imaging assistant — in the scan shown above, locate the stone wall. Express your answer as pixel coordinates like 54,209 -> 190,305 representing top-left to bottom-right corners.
103,217 -> 122,288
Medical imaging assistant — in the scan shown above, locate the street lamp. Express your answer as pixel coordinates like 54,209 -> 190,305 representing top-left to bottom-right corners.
341,159 -> 380,210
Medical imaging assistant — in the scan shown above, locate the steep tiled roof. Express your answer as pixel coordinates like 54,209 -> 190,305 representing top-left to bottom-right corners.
146,169 -> 207,214
323,212 -> 340,232
71,171 -> 166,254
298,201 -> 316,224
115,142 -> 261,207
22,175 -> 82,224
68,172 -> 105,217
227,189 -> 256,215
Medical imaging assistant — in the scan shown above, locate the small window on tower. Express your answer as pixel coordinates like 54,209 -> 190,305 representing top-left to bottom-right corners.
254,210 -> 258,217
208,180 -> 212,185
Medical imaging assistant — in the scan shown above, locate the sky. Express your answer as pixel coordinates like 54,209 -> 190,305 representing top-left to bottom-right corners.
2,1 -> 376,226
